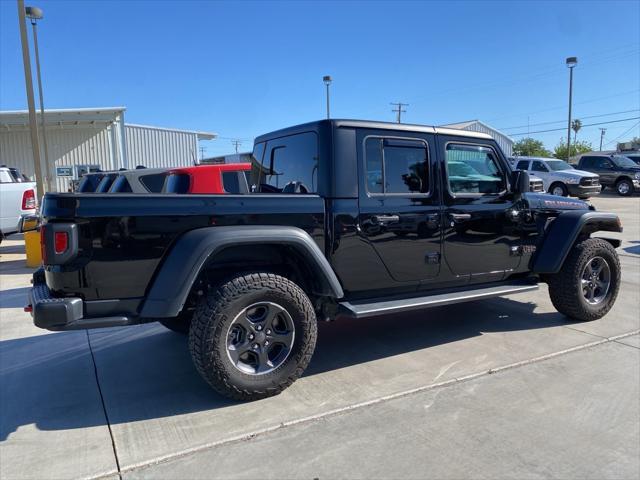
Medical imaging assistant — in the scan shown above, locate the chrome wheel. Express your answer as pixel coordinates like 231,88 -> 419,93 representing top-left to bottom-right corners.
581,256 -> 611,305
551,185 -> 565,196
226,302 -> 295,375
617,181 -> 631,195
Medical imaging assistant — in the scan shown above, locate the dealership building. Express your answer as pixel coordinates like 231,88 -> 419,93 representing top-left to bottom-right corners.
440,120 -> 514,156
0,107 -> 217,191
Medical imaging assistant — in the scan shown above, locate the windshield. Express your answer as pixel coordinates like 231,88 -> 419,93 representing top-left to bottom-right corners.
546,160 -> 573,171
612,155 -> 639,168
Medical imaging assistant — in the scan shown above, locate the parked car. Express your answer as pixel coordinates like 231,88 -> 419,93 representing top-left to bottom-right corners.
507,158 -> 544,192
513,156 -> 600,198
576,153 -> 640,196
29,119 -> 623,401
0,166 -> 37,243
163,163 -> 251,194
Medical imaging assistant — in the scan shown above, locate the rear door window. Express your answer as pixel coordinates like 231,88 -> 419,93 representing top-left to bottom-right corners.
364,137 -> 429,195
516,160 -> 530,170
532,161 -> 548,172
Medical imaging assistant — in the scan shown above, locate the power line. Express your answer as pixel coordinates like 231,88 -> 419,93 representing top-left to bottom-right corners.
603,121 -> 640,147
499,109 -> 640,131
230,139 -> 242,153
509,116 -> 640,137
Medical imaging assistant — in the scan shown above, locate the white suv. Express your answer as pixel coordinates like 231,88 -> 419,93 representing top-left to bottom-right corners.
514,157 -> 600,198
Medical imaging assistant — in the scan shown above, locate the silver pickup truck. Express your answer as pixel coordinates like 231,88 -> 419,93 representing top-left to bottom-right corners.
0,167 -> 38,243
513,156 -> 600,198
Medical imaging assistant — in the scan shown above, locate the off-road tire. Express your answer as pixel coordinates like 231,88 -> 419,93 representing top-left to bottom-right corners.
159,310 -> 193,334
615,178 -> 633,197
549,182 -> 568,197
189,272 -> 317,401
547,238 -> 620,321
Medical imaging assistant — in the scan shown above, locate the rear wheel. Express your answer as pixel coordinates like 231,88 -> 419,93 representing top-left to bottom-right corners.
189,272 -> 317,401
547,238 -> 620,321
549,182 -> 568,197
615,178 -> 633,196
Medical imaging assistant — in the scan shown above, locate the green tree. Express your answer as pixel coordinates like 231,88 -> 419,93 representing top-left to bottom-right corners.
512,137 -> 552,157
553,138 -> 593,161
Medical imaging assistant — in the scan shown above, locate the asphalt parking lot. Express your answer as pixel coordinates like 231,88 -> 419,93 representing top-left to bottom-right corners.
1,192 -> 639,480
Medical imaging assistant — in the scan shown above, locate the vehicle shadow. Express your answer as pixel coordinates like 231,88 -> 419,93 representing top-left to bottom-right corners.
0,260 -> 35,275
0,287 -> 30,309
623,241 -> 640,256
0,296 -> 570,440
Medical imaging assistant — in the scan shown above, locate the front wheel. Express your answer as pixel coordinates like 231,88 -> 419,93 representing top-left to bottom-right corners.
189,272 -> 317,401
549,182 -> 568,197
616,178 -> 633,196
547,238 -> 620,321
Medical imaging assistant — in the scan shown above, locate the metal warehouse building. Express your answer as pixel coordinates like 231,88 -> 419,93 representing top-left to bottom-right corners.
440,120 -> 514,156
0,107 -> 217,191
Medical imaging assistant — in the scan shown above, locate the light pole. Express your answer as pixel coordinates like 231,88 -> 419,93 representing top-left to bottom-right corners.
26,5 -> 52,192
566,56 -> 578,162
323,75 -> 332,119
17,0 -> 44,196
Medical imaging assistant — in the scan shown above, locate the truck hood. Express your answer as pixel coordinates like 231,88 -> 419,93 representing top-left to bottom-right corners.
523,192 -> 590,211
554,169 -> 598,179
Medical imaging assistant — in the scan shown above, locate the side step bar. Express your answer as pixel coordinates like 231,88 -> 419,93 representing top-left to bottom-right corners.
339,281 -> 539,318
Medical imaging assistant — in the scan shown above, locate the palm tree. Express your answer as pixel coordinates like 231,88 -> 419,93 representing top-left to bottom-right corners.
571,119 -> 582,144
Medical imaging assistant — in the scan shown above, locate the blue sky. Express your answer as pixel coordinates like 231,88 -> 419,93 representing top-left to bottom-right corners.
1,0 -> 639,156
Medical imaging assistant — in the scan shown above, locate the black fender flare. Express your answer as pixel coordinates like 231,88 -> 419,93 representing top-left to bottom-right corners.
140,226 -> 344,318
532,210 -> 622,274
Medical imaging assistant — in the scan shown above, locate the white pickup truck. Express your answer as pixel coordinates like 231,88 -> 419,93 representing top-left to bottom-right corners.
0,167 -> 37,243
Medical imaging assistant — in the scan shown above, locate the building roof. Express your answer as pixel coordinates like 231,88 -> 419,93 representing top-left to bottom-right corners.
439,119 -> 507,136
0,107 -> 217,139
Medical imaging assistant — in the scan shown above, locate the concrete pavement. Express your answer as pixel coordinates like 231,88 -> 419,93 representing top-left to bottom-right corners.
0,195 -> 638,479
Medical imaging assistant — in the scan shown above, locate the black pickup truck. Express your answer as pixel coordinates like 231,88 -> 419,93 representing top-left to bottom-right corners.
29,119 -> 623,401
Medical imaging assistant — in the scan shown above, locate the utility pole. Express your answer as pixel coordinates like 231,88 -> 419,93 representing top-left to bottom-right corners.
566,57 -> 578,162
26,5 -> 52,192
17,0 -> 44,197
199,145 -> 206,160
231,139 -> 242,154
599,128 -> 606,151
391,102 -> 408,123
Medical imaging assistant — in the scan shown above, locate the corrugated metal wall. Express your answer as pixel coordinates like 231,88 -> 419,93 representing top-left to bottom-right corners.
459,123 -> 514,157
0,123 -> 200,191
125,125 -> 198,169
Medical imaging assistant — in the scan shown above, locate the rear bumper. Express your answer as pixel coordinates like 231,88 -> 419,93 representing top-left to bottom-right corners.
28,269 -> 134,331
568,184 -> 601,197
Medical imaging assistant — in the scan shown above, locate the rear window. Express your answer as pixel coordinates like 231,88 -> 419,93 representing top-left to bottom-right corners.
516,160 -> 529,170
139,173 -> 167,192
109,176 -> 133,193
165,174 -> 190,193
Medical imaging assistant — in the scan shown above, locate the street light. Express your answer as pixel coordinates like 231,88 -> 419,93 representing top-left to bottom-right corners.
25,5 -> 52,192
323,75 -> 332,119
566,56 -> 578,162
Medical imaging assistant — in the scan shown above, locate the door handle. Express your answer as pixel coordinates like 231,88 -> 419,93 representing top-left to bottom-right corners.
371,215 -> 400,225
449,213 -> 471,223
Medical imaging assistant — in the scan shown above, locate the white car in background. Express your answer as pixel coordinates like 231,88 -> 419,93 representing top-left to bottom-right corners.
0,167 -> 37,243
513,156 -> 600,198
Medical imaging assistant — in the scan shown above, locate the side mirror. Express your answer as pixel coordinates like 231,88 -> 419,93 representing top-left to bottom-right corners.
511,170 -> 530,195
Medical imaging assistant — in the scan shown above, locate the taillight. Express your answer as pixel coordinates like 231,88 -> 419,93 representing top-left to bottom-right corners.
40,225 -> 47,264
54,232 -> 68,254
22,189 -> 36,210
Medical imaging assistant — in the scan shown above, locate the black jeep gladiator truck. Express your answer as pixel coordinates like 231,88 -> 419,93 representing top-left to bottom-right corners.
29,119 -> 623,401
